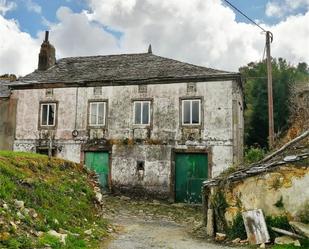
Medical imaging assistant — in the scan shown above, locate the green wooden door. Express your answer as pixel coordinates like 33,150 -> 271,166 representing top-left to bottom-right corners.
175,153 -> 208,203
85,152 -> 109,190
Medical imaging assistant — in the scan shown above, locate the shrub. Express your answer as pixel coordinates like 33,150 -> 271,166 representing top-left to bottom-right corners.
227,212 -> 247,239
265,215 -> 291,240
244,146 -> 265,165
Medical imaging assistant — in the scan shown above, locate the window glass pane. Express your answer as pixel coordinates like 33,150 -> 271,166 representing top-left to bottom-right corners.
90,103 -> 97,125
48,104 -> 55,125
192,100 -> 200,124
142,102 -> 149,124
135,102 -> 141,124
42,104 -> 48,125
98,103 -> 105,125
183,101 -> 191,124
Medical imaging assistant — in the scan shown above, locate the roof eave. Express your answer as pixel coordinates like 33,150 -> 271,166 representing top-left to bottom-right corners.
8,73 -> 241,90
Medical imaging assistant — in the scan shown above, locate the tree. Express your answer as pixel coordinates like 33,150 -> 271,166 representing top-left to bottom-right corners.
240,58 -> 308,149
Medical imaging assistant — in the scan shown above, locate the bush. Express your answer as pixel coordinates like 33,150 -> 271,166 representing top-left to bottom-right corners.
265,215 -> 291,240
227,212 -> 247,240
244,146 -> 265,164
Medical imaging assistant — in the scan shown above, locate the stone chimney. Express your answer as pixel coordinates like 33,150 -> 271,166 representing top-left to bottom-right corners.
38,31 -> 56,71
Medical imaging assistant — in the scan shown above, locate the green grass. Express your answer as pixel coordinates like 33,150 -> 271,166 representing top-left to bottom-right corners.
0,151 -> 109,249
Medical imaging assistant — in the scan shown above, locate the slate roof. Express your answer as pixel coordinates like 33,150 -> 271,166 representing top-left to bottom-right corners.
203,130 -> 309,188
0,81 -> 11,98
10,53 -> 240,89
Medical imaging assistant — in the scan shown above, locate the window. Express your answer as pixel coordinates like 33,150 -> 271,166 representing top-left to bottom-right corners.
93,87 -> 102,96
89,102 -> 106,126
182,99 -> 201,125
134,101 -> 150,125
40,103 -> 56,127
138,85 -> 147,93
45,88 -> 53,97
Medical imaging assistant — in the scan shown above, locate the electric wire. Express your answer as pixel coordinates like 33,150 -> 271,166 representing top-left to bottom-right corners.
222,0 -> 267,32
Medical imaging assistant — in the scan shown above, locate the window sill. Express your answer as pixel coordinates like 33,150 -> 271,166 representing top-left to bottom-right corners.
38,126 -> 57,130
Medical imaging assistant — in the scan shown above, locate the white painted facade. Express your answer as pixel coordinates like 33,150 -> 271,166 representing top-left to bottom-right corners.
12,80 -> 243,199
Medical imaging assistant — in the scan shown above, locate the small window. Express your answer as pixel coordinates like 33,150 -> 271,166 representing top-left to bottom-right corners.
187,83 -> 196,93
138,85 -> 147,93
182,99 -> 201,125
134,101 -> 150,125
89,102 -> 106,126
45,89 -> 53,97
40,103 -> 56,127
93,87 -> 102,96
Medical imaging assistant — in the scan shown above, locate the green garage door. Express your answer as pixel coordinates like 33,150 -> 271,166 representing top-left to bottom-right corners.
175,153 -> 208,203
85,152 -> 109,190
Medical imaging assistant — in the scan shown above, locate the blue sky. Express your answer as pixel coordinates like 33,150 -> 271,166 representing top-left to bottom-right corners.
6,0 -> 88,36
0,0 -> 308,75
4,0 -> 306,38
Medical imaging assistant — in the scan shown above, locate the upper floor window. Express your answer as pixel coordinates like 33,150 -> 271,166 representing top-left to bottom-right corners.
134,101 -> 150,125
40,103 -> 56,127
89,101 -> 106,126
182,99 -> 201,125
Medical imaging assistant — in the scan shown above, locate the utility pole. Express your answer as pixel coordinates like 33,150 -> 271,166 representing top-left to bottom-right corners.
266,31 -> 274,148
222,0 -> 275,148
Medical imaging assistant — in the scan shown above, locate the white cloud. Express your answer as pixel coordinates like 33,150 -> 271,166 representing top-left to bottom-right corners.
271,12 -> 309,64
265,2 -> 283,17
266,0 -> 309,17
0,15 -> 39,76
46,7 -> 120,58
0,0 -> 308,76
25,0 -> 42,14
0,0 -> 16,15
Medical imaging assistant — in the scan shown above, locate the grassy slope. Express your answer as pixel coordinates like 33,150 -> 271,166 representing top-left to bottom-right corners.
0,151 -> 108,249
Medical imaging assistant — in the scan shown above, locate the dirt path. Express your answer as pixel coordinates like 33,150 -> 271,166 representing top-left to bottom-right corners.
101,196 -> 242,249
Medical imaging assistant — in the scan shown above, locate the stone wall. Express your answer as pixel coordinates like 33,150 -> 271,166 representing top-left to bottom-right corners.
0,98 -> 17,150
222,164 -> 309,224
12,80 -> 243,197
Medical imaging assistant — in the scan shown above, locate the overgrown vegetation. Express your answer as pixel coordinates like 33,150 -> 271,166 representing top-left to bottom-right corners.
240,59 -> 309,148
272,239 -> 309,249
244,146 -> 265,165
265,215 -> 291,241
0,151 -> 109,249
227,212 -> 247,240
210,191 -> 229,231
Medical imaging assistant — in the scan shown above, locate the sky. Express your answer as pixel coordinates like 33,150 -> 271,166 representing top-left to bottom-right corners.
0,0 -> 308,76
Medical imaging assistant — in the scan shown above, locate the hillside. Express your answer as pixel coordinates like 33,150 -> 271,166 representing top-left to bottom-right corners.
0,151 -> 109,249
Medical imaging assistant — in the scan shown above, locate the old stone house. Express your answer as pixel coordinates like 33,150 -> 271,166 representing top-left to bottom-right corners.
8,32 -> 244,203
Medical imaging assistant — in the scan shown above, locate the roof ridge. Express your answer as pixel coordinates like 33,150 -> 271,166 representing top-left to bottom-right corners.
58,52 -> 150,61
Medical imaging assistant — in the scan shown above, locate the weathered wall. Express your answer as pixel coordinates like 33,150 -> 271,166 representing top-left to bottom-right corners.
111,144 -> 171,198
0,98 -> 17,150
12,80 -> 243,196
219,164 -> 309,223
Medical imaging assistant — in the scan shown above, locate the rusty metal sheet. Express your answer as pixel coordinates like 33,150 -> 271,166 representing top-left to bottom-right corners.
242,209 -> 270,245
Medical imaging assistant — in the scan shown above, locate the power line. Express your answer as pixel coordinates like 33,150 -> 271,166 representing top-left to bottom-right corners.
222,0 -> 267,32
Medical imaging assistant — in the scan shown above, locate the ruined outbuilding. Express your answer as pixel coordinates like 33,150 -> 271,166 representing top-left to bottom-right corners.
7,32 -> 244,202
203,130 -> 309,235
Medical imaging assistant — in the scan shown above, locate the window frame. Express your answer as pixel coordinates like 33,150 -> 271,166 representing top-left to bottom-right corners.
181,98 -> 202,126
39,101 -> 58,129
133,100 -> 151,126
88,100 -> 107,128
